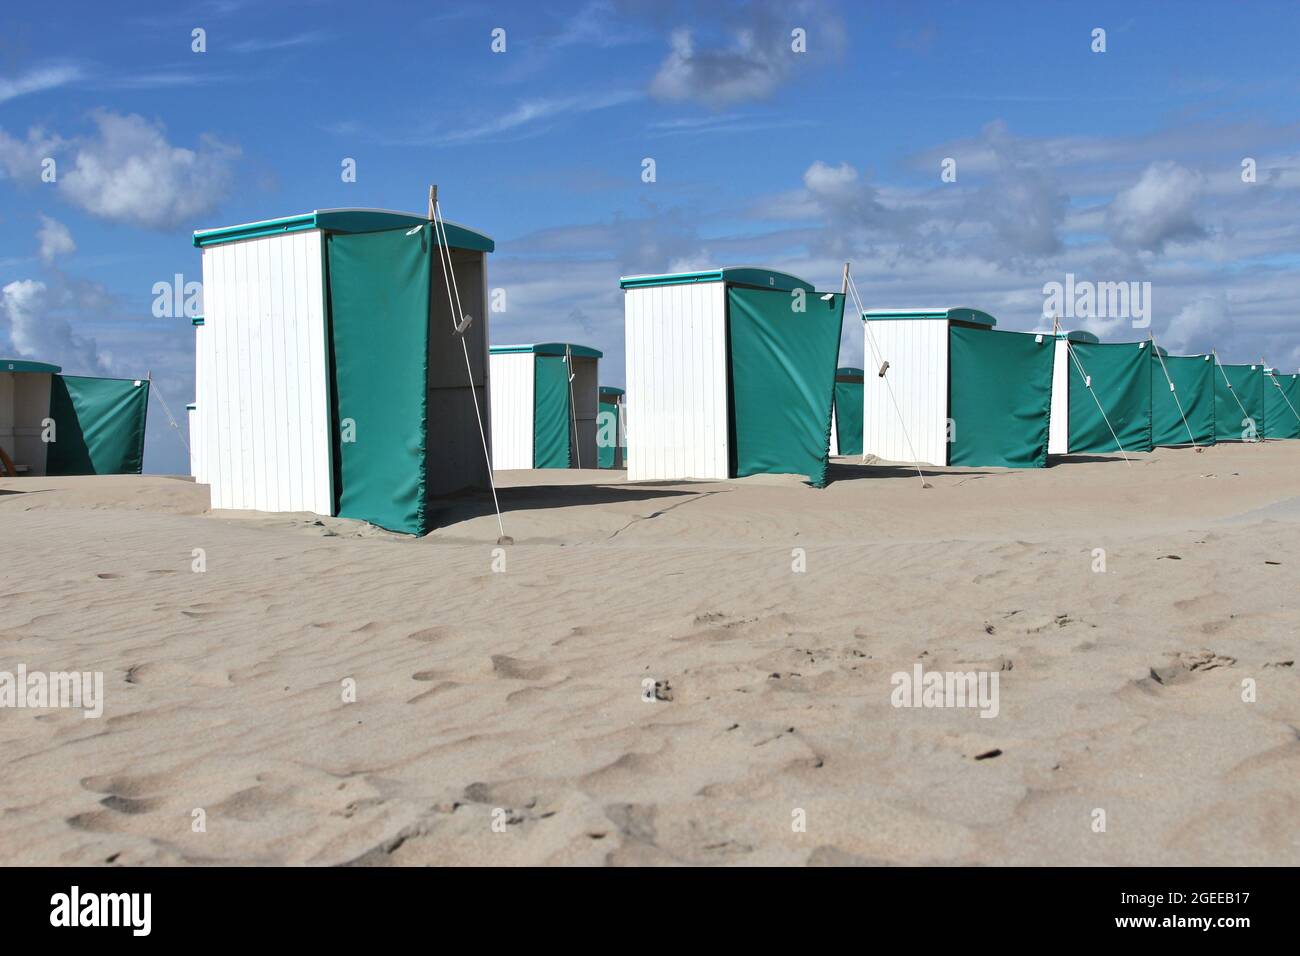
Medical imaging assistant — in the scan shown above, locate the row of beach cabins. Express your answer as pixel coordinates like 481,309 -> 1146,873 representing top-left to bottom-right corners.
3,205 -> 1296,535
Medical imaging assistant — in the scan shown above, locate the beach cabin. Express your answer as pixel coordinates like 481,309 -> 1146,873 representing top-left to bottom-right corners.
621,267 -> 845,486
488,343 -> 601,469
598,386 -> 627,468
1049,335 -> 1153,455
0,359 -> 148,476
830,367 -> 864,457
1263,369 -> 1300,440
191,207 -> 495,535
862,308 -> 1053,468
1150,349 -> 1215,447
1214,362 -> 1265,442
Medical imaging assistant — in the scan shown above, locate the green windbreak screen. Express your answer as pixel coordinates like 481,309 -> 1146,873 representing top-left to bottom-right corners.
1151,354 -> 1215,447
533,355 -> 571,468
949,327 -> 1052,468
327,227 -> 430,535
1215,364 -> 1265,442
833,380 -> 864,456
597,396 -> 620,468
1066,342 -> 1153,454
727,288 -> 844,486
46,375 -> 148,475
1264,374 -> 1300,439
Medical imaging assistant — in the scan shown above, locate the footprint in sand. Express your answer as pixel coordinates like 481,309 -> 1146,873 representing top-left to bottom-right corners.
1142,650 -> 1236,687
490,654 -> 550,680
98,794 -> 163,815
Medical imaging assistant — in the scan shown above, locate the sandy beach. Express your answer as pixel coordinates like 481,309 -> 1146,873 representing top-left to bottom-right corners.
1,442 -> 1298,866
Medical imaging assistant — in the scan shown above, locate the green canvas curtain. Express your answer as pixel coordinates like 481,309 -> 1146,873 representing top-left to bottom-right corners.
833,370 -> 864,457
597,390 -> 621,468
1150,353 -> 1215,447
1264,372 -> 1300,439
1214,363 -> 1265,442
727,287 -> 845,487
949,327 -> 1053,468
327,226 -> 431,535
533,355 -> 572,468
46,375 -> 149,475
1066,342 -> 1153,454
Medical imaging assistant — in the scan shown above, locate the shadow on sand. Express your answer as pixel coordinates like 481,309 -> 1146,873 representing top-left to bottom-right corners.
426,480 -> 703,526
825,461 -> 1001,485
1047,454 -> 1131,465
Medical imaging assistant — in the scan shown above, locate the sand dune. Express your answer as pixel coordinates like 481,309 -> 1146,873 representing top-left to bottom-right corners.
1,443 -> 1298,865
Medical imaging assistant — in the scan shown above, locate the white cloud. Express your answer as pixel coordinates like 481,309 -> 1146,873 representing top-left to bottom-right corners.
57,111 -> 239,229
1107,161 -> 1206,252
0,279 -> 106,372
230,31 -> 326,54
1162,295 -> 1233,354
0,126 -> 63,181
647,1 -> 843,107
964,121 -> 1067,261
36,215 -> 75,263
0,64 -> 82,104
441,90 -> 641,145
650,27 -> 792,106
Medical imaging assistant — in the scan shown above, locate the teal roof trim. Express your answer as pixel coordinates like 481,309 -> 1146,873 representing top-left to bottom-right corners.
1,359 -> 61,374
863,307 -> 997,328
620,266 -> 814,294
1037,328 -> 1100,343
835,367 -> 865,379
191,315 -> 205,326
194,208 -> 494,252
599,386 -> 624,397
491,343 -> 604,359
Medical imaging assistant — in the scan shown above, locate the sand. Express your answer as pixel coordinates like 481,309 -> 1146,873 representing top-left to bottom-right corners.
1,443 -> 1297,866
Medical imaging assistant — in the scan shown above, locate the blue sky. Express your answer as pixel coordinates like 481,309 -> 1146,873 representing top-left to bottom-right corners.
3,0 -> 1299,473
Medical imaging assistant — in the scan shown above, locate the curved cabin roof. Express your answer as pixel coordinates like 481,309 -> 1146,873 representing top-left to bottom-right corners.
863,307 -> 996,328
599,386 -> 624,397
490,343 -> 604,359
620,266 -> 815,294
835,367 -> 865,381
1036,328 -> 1100,344
1,359 -> 61,374
194,208 -> 495,252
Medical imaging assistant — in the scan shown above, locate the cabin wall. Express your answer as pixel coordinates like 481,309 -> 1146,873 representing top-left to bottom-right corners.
862,319 -> 949,466
0,372 -> 52,475
488,351 -> 536,470
571,354 -> 599,469
199,230 -> 333,515
427,248 -> 491,495
624,282 -> 729,481
190,322 -> 211,484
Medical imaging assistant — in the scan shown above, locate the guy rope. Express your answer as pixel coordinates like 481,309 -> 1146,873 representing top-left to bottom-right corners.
427,185 -> 511,545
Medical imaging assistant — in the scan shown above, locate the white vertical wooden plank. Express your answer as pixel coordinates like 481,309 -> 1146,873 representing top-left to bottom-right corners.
302,231 -> 330,515
198,231 -> 330,516
488,352 -> 535,470
863,319 -> 948,467
1049,339 -> 1069,454
623,282 -> 727,481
